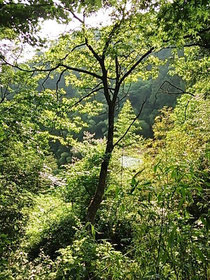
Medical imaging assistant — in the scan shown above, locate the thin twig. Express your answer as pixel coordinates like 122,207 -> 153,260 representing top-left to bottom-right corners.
68,9 -> 84,24
41,71 -> 51,89
160,80 -> 195,96
119,47 -> 155,85
69,84 -> 104,109
60,43 -> 86,62
56,68 -> 67,100
113,98 -> 147,147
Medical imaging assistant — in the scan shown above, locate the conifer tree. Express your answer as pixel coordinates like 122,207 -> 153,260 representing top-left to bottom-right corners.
115,99 -> 141,148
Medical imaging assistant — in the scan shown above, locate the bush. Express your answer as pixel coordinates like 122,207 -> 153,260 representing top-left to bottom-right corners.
24,194 -> 78,259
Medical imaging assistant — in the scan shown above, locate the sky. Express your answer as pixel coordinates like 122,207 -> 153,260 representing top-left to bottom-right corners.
39,8 -> 112,39
18,8 -> 112,62
0,7 -> 113,64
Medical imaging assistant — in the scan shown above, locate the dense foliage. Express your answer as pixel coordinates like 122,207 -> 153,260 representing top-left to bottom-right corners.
0,0 -> 209,279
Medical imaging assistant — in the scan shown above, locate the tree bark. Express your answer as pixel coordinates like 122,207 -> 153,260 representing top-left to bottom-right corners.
86,102 -> 115,224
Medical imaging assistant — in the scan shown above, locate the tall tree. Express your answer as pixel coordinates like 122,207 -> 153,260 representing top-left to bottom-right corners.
34,6 -> 160,223
2,0 -> 209,224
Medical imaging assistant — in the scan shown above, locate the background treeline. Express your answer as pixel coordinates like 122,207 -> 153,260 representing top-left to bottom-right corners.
38,49 -> 182,165
0,0 -> 209,279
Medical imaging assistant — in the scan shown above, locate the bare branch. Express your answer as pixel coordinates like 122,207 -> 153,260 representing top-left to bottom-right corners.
68,9 -> 84,24
119,47 -> 154,85
60,63 -> 102,79
70,83 -> 103,109
160,80 -> 195,96
60,43 -> 86,61
41,71 -> 51,90
56,68 -> 68,100
85,38 -> 102,63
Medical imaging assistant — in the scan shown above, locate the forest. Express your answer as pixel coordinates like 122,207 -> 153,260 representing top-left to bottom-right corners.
0,0 -> 209,279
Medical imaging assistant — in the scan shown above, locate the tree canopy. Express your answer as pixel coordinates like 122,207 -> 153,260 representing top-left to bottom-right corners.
0,0 -> 209,279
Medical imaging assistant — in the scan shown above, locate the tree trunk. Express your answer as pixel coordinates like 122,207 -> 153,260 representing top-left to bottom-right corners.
86,102 -> 115,224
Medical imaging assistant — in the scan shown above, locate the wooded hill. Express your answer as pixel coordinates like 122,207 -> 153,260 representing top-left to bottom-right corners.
0,0 -> 209,279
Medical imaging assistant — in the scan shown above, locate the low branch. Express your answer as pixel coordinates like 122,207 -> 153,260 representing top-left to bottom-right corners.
113,99 -> 147,147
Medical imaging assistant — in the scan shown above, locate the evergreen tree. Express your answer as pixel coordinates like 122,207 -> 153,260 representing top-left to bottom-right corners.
115,99 -> 141,148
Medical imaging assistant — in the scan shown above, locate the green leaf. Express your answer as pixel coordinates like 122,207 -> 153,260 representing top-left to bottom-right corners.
194,247 -> 206,262
91,224 -> 96,239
